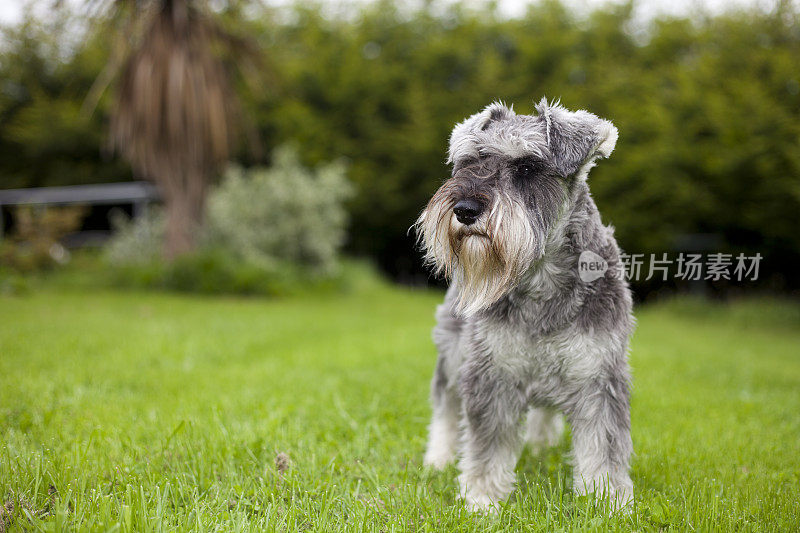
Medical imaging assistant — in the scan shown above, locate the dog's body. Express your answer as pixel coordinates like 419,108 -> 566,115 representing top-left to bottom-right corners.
415,99 -> 634,512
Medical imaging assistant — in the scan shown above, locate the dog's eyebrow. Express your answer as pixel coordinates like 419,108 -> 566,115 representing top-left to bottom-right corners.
454,155 -> 488,168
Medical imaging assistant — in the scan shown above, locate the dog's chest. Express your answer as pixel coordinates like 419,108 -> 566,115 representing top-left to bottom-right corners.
476,317 -> 607,385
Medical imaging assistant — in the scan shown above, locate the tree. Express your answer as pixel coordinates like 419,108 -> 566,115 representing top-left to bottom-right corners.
96,0 -> 246,258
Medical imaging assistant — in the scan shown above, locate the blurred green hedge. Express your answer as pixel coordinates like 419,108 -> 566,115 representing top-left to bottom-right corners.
1,0 -> 798,291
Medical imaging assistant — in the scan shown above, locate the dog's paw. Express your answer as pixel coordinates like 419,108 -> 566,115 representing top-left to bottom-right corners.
458,476 -> 504,514
462,491 -> 500,514
423,436 -> 456,470
609,485 -> 634,514
423,449 -> 453,470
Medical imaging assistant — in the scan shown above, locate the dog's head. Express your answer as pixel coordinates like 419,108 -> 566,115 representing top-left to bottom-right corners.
415,98 -> 618,316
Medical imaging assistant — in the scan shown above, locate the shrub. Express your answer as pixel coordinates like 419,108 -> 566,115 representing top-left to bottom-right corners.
108,249 -> 291,296
206,146 -> 352,273
104,146 -> 353,294
105,208 -> 164,266
0,205 -> 87,272
106,252 -> 382,297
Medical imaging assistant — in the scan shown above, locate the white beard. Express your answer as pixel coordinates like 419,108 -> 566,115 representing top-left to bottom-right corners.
416,193 -> 541,317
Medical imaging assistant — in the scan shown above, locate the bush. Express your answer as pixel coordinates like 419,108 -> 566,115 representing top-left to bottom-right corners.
109,249 -> 294,296
206,146 -> 352,273
0,205 -> 87,272
105,208 -> 164,266
106,252 -> 383,297
104,146 -> 353,294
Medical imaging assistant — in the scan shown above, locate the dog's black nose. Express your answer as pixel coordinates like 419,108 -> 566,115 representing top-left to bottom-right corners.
453,199 -> 483,225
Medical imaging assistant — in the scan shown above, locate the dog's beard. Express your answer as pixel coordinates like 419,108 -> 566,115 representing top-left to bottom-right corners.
415,191 -> 541,317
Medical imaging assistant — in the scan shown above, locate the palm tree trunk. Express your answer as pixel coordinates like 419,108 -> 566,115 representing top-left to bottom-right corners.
162,167 -> 206,259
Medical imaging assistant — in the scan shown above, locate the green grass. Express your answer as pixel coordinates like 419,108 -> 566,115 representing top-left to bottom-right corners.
1,279 -> 799,531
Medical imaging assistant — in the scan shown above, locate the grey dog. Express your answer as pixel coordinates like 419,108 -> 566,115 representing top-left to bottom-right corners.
414,99 -> 634,512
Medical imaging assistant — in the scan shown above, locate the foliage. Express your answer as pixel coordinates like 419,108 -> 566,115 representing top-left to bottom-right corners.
260,1 -> 800,288
0,205 -> 87,272
104,146 -> 352,294
1,1 -> 799,289
105,207 -> 164,266
100,0 -> 261,257
0,269 -> 30,296
206,146 -> 352,273
106,253 -> 380,297
0,12 -> 128,189
1,285 -> 799,530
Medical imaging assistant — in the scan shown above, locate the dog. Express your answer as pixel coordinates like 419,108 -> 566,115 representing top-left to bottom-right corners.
414,99 -> 634,512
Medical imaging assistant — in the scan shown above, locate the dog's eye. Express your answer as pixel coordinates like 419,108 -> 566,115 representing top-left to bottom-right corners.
512,160 -> 543,180
517,164 -> 534,176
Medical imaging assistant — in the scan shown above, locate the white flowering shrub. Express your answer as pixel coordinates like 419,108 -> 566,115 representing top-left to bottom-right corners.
206,146 -> 352,273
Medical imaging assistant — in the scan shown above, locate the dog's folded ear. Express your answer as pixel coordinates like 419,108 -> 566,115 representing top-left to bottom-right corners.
448,102 -> 515,163
535,97 -> 618,178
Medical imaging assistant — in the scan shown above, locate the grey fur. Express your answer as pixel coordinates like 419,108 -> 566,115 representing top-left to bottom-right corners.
415,99 -> 634,512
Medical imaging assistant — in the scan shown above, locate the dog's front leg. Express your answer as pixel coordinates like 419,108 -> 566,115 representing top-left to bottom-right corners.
457,354 -> 526,513
567,375 -> 634,510
424,355 -> 462,469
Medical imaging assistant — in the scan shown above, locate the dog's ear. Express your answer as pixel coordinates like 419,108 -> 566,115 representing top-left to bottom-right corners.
448,102 -> 515,163
535,97 -> 618,178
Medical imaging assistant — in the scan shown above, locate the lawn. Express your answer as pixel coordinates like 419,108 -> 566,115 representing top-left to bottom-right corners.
1,279 -> 799,531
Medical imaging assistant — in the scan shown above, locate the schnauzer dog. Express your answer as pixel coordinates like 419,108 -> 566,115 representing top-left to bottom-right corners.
415,99 -> 634,512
